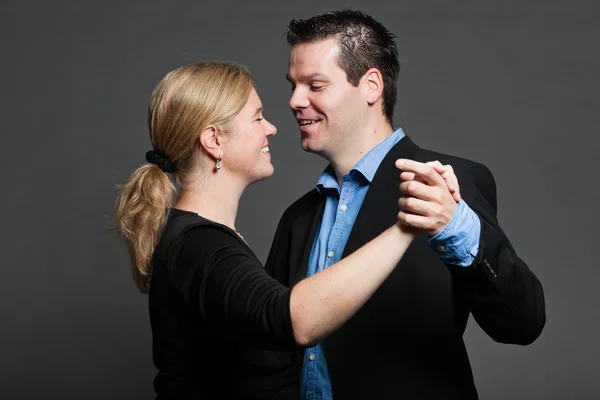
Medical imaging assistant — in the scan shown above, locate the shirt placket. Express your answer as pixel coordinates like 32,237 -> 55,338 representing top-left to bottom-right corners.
325,180 -> 356,268
306,182 -> 356,400
305,350 -> 316,400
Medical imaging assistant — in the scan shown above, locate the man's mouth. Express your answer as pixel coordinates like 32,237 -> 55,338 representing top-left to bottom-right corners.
298,119 -> 321,126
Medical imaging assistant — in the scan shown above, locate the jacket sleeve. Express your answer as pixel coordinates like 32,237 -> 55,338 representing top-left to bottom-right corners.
264,212 -> 292,285
450,162 -> 546,345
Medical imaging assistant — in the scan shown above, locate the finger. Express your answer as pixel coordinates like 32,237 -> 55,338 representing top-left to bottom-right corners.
429,161 -> 458,195
426,161 -> 455,192
398,196 -> 434,216
400,173 -> 431,188
440,170 -> 457,193
399,180 -> 438,201
426,161 -> 448,187
426,162 -> 459,201
396,159 -> 445,187
450,187 -> 461,202
397,211 -> 437,231
400,171 -> 416,181
450,190 -> 461,202
400,172 -> 428,185
443,164 -> 455,185
404,161 -> 445,185
448,166 -> 461,201
426,160 -> 446,174
440,175 -> 460,202
442,165 -> 461,201
445,165 -> 458,190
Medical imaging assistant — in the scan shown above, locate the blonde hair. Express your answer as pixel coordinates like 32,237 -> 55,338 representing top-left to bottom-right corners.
115,62 -> 254,293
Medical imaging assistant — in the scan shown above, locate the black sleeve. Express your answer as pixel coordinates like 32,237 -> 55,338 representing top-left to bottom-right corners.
169,225 -> 298,351
452,163 -> 546,345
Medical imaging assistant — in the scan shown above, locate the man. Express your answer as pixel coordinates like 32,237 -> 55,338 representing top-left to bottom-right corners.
264,9 -> 546,400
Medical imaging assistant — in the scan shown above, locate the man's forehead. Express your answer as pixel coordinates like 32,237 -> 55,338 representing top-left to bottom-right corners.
290,38 -> 340,60
287,41 -> 341,81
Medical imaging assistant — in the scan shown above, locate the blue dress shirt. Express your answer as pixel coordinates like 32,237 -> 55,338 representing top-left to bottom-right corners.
300,128 -> 481,399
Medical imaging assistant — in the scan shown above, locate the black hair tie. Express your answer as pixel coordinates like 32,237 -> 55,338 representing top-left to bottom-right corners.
145,150 -> 175,174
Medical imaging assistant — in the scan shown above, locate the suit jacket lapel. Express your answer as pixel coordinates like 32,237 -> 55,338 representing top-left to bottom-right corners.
343,136 -> 420,257
290,192 -> 325,286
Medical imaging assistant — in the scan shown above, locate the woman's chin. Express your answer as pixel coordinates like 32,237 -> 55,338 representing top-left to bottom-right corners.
248,166 -> 275,185
262,166 -> 275,180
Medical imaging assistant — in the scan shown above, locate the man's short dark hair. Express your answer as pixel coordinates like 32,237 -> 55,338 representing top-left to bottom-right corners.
286,9 -> 400,125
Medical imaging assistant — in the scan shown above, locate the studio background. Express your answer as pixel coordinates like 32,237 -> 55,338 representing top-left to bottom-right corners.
3,0 -> 598,398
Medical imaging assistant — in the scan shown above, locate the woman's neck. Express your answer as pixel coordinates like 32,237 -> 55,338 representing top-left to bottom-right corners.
175,171 -> 245,233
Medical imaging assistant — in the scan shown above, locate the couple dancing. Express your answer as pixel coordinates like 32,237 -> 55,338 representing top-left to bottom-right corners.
115,10 -> 545,400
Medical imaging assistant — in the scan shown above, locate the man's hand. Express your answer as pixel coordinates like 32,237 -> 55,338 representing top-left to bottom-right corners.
395,159 -> 460,237
399,160 -> 461,202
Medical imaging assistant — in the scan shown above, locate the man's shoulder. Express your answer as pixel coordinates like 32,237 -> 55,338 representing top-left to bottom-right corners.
410,143 -> 497,209
415,146 -> 477,168
412,145 -> 492,179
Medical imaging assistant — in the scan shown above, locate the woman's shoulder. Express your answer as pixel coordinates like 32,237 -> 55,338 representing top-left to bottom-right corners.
166,209 -> 251,259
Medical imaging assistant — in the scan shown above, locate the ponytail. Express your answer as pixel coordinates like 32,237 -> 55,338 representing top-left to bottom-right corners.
115,164 -> 175,293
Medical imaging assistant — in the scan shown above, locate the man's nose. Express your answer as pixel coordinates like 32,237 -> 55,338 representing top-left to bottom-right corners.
289,87 -> 309,110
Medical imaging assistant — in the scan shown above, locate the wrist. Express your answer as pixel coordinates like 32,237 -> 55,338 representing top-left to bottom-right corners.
395,222 -> 418,237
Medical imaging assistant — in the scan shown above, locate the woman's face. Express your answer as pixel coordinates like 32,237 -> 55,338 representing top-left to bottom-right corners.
221,87 -> 277,184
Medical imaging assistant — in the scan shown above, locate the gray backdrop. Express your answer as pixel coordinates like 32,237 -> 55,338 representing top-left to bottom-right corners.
4,0 -> 599,398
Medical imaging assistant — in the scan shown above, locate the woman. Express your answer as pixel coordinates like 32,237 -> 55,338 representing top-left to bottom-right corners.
115,62 -> 457,399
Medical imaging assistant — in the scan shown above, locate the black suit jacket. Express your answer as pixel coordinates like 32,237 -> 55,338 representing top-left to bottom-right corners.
264,136 -> 546,400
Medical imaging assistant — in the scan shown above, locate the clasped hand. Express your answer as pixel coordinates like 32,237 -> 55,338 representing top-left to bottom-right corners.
395,159 -> 461,237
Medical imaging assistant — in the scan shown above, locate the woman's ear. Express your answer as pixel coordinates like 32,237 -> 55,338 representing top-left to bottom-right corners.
199,125 -> 223,160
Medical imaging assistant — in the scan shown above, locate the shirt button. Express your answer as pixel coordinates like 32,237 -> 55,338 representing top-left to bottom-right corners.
309,353 -> 316,361
327,250 -> 334,258
340,204 -> 348,211
437,245 -> 445,252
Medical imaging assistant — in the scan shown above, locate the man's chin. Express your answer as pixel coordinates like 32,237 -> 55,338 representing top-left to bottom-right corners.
300,138 -> 321,154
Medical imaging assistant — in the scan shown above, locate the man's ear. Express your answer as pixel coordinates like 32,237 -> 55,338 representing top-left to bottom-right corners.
363,68 -> 384,105
199,125 -> 223,160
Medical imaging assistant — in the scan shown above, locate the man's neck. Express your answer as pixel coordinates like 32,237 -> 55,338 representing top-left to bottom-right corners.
330,122 -> 394,183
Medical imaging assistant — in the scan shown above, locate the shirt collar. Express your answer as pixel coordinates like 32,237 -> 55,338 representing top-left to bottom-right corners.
316,128 -> 405,193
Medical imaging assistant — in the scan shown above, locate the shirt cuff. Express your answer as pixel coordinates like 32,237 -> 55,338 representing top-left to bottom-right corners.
428,199 -> 481,266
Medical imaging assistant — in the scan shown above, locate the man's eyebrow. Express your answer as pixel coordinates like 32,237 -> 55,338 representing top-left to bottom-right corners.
286,73 -> 330,83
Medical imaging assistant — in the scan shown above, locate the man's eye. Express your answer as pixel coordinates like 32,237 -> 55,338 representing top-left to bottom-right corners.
311,85 -> 324,91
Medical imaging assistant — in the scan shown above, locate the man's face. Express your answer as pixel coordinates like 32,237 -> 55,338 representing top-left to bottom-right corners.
287,39 -> 367,159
